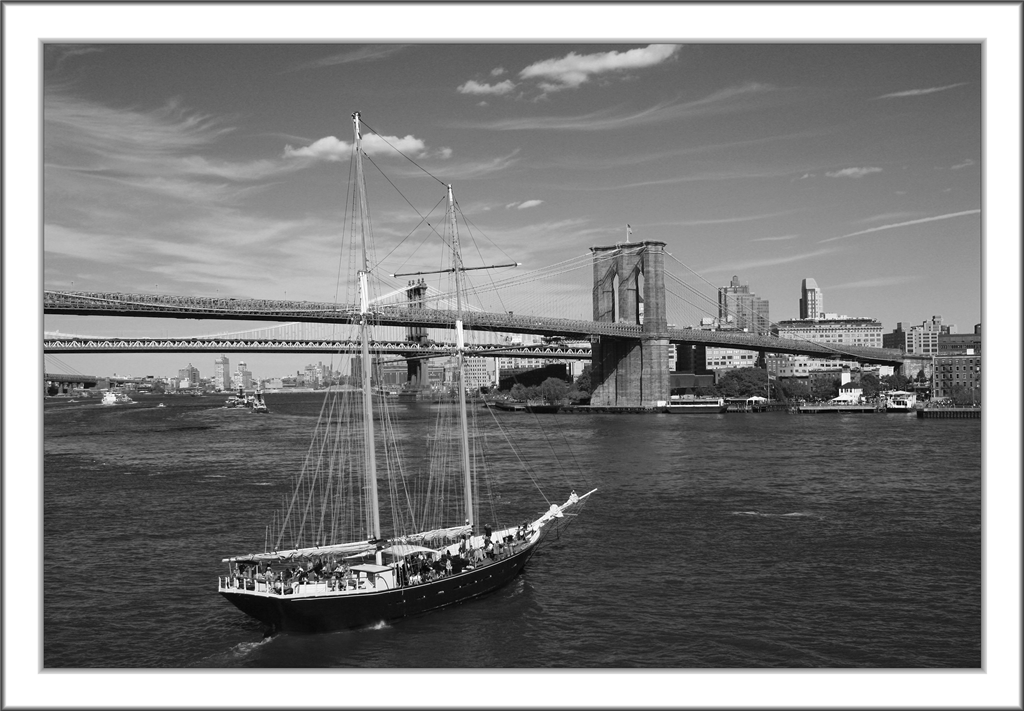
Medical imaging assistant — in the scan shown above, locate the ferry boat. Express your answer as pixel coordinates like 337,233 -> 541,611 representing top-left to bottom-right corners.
884,390 -> 917,413
218,112 -> 595,634
665,396 -> 727,413
101,391 -> 135,405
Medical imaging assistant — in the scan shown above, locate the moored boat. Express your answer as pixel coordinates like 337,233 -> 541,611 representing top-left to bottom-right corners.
664,396 -> 727,413
218,112 -> 595,634
101,390 -> 135,405
884,390 -> 917,413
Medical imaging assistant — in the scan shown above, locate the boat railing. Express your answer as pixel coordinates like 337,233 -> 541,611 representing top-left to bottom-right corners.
219,575 -> 375,596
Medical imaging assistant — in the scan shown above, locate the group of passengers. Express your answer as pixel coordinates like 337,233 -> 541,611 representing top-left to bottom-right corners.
227,558 -> 354,593
225,522 -> 536,593
401,522 -> 534,587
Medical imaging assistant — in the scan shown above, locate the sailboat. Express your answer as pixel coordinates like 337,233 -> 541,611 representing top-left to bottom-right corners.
218,112 -> 595,634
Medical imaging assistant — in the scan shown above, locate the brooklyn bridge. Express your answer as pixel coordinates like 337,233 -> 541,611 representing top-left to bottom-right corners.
44,241 -> 907,408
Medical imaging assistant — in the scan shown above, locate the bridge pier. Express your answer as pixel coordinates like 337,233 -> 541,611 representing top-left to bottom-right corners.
589,241 -> 670,408
404,279 -> 429,396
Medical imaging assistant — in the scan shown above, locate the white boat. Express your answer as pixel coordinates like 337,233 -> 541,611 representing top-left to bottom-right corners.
101,391 -> 135,405
665,396 -> 727,413
250,390 -> 269,414
885,390 -> 917,413
218,112 -> 595,634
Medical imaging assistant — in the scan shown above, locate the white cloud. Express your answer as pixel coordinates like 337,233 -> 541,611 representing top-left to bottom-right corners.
700,248 -> 839,275
457,79 -> 516,95
283,136 -> 350,161
515,200 -> 543,210
829,276 -> 923,289
872,82 -> 968,99
490,67 -> 506,77
283,133 -> 427,161
820,209 -> 981,243
519,44 -> 680,92
950,158 -> 975,170
282,45 -> 408,73
750,234 -> 799,242
460,83 -> 774,132
825,167 -> 883,179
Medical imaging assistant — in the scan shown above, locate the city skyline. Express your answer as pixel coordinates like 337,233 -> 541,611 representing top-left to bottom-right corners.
35,29 -> 993,379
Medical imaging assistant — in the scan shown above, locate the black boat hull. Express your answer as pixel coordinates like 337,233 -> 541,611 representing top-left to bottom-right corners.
220,544 -> 538,634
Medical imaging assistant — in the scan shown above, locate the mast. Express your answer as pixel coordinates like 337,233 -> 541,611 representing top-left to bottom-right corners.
448,184 -> 475,533
353,112 -> 381,541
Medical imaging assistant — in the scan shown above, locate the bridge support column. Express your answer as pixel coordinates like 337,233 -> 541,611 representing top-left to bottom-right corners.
404,279 -> 429,396
589,241 -> 670,408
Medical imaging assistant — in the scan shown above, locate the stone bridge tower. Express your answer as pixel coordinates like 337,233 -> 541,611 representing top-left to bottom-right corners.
590,241 -> 670,408
404,279 -> 429,393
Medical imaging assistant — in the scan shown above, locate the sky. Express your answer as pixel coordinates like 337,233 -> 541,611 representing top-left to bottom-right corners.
41,40 -> 988,380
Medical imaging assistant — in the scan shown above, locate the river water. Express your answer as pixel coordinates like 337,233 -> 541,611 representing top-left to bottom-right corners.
42,393 -> 980,670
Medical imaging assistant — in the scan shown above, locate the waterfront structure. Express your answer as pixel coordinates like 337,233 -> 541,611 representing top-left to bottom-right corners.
770,316 -> 882,383
932,353 -> 981,402
214,355 -> 231,391
718,275 -> 770,335
933,323 -> 981,402
799,278 -> 824,320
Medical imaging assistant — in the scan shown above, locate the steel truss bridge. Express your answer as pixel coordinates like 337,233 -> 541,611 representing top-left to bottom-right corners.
43,290 -> 906,366
42,336 -> 593,360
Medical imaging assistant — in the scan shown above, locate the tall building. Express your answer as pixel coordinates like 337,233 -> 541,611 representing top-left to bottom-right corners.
884,316 -> 954,355
214,355 -> 231,391
178,363 -> 200,388
718,275 -> 770,335
799,278 -> 824,320
938,323 -> 982,355
933,353 -> 981,401
233,361 -> 253,390
774,316 -> 883,349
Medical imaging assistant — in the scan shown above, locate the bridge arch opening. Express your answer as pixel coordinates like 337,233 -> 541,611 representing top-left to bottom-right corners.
635,268 -> 644,325
612,273 -> 620,323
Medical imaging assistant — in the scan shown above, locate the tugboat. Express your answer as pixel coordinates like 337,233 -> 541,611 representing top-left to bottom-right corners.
250,389 -> 269,414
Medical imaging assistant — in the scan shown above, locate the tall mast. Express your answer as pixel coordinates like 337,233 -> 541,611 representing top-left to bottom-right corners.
448,184 -> 474,533
353,112 -> 381,541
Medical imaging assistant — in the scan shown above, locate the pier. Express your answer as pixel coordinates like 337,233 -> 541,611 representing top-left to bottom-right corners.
917,408 -> 981,419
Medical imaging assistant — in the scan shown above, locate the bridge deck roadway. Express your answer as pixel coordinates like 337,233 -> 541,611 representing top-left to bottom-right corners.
43,338 -> 593,359
44,291 -> 904,366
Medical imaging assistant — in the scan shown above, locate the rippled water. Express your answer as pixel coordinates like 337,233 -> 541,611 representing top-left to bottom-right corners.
43,394 -> 980,668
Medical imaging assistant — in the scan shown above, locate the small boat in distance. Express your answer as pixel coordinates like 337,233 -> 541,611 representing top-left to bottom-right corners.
665,396 -> 727,413
218,112 -> 595,634
251,390 -> 269,414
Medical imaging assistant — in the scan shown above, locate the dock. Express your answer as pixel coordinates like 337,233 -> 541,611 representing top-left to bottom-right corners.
796,404 -> 881,414
917,407 -> 981,419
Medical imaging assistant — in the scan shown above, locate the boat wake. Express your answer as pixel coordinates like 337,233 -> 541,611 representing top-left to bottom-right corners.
230,637 -> 273,656
732,511 -> 819,519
